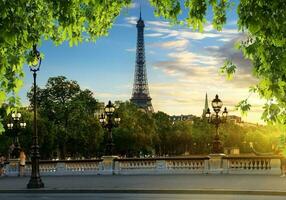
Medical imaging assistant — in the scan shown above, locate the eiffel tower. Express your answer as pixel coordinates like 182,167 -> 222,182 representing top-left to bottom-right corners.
130,10 -> 153,112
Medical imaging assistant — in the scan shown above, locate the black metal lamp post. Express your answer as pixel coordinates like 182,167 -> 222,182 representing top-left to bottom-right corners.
205,94 -> 228,154
27,45 -> 44,189
99,101 -> 120,156
7,112 -> 26,158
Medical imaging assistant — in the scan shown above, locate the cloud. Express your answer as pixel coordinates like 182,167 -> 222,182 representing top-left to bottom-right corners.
150,29 -> 256,87
125,16 -> 137,25
150,39 -> 189,51
145,19 -> 239,41
125,48 -> 136,52
146,21 -> 170,28
206,34 -> 256,86
204,46 -> 219,50
218,38 -> 233,42
145,33 -> 164,37
124,16 -> 240,41
148,34 -> 261,121
149,80 -> 264,123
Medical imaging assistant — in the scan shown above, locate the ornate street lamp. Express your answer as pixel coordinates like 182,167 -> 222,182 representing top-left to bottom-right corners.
27,45 -> 44,189
205,94 -> 228,153
7,112 -> 26,158
99,101 -> 120,155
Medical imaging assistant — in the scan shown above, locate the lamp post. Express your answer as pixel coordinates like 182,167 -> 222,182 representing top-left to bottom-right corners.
7,112 -> 26,158
27,45 -> 44,189
205,94 -> 228,154
99,101 -> 120,156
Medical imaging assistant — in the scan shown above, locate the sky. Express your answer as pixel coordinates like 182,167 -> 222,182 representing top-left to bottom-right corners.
20,0 -> 265,123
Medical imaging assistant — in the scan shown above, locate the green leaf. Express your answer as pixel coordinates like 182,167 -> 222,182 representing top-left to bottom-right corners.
219,60 -> 237,80
235,99 -> 251,116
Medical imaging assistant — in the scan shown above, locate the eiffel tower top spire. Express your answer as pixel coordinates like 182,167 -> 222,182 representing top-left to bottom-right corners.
130,8 -> 153,112
139,3 -> 142,20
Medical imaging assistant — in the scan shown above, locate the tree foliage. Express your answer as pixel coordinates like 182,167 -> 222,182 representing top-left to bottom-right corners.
0,100 -> 282,158
27,76 -> 101,159
221,0 -> 286,124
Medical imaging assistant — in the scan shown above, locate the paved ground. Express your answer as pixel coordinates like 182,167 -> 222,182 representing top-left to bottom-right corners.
0,174 -> 286,192
1,193 -> 286,200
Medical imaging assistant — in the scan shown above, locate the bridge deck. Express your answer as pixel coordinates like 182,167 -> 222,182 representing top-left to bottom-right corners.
0,174 -> 286,193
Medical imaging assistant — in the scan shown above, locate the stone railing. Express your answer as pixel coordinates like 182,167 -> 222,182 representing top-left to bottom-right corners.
10,159 -> 103,176
3,155 -> 282,176
222,155 -> 281,175
114,156 -> 209,175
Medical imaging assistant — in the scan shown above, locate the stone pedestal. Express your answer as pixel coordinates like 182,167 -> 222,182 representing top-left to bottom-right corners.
155,160 -> 167,174
270,158 -> 282,175
100,156 -> 118,175
208,154 -> 225,174
55,162 -> 66,176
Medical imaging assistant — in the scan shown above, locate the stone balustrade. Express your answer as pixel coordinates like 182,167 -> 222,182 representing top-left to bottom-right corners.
3,155 -> 282,176
23,159 -> 103,176
222,155 -> 281,175
114,158 -> 156,175
114,156 -> 209,175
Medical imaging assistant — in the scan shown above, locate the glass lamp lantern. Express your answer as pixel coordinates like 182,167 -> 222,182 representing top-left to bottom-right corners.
222,107 -> 228,118
205,108 -> 211,119
114,114 -> 121,124
211,94 -> 223,113
7,123 -> 13,130
20,122 -> 27,128
105,101 -> 115,116
99,114 -> 106,125
12,112 -> 21,121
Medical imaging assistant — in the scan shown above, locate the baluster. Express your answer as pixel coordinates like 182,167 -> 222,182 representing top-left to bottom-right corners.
261,160 -> 264,170
248,160 -> 251,169
256,160 -> 260,169
195,161 -> 198,169
265,160 -> 269,169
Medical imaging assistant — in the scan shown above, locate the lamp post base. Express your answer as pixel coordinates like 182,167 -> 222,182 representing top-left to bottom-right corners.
105,142 -> 114,156
27,177 -> 44,189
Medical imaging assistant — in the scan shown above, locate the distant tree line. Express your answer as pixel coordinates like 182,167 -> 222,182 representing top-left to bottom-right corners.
0,76 -> 282,160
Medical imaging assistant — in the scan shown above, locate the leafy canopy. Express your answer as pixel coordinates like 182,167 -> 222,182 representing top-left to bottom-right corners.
221,0 -> 286,124
27,76 -> 101,159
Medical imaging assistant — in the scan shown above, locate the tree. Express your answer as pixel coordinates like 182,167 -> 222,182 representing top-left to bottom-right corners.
191,118 -> 213,154
153,111 -> 173,156
219,0 -> 286,124
0,106 -> 37,159
113,101 -> 156,157
27,76 -> 101,159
